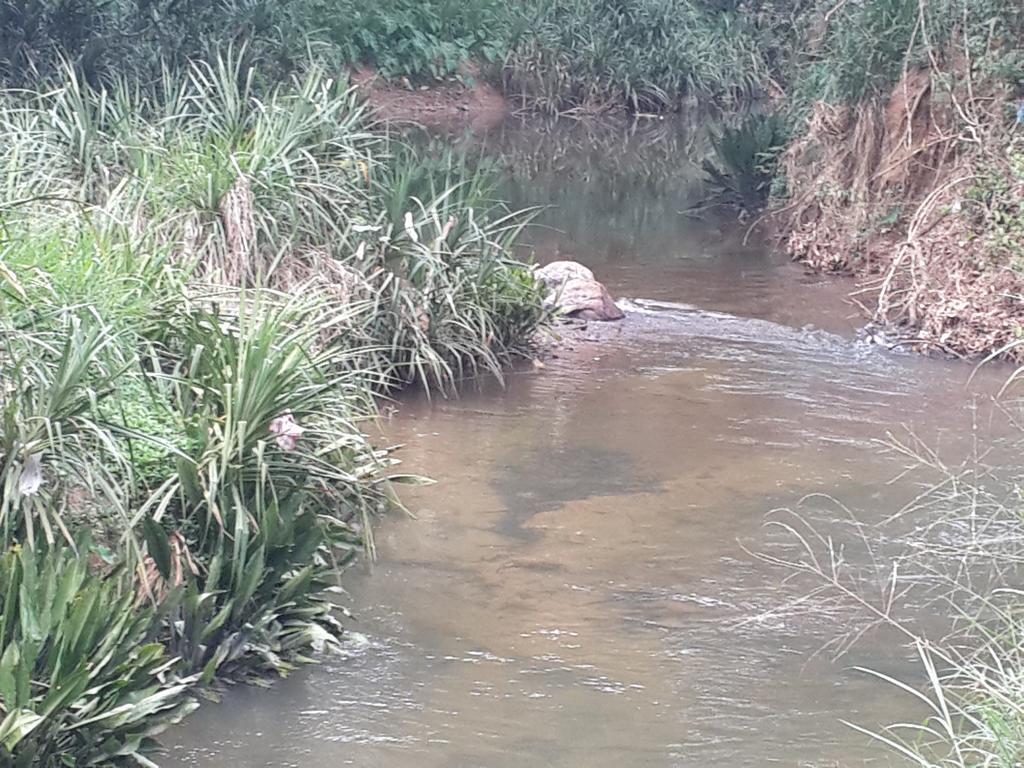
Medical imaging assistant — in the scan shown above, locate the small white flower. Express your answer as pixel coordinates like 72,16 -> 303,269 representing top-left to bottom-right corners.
269,412 -> 305,452
404,212 -> 419,244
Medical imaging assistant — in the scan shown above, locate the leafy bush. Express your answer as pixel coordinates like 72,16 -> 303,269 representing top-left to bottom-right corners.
0,0 -> 320,85
702,112 -> 788,210
98,378 -> 193,498
0,0 -> 511,86
963,145 -> 1024,274
320,0 -> 510,80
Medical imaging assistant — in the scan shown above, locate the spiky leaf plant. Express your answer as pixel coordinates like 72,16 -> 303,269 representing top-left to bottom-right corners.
0,543 -> 197,767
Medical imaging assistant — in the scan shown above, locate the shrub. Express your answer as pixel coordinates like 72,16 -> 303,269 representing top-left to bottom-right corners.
319,0 -> 511,80
789,0 -> 1024,111
138,296 -> 380,676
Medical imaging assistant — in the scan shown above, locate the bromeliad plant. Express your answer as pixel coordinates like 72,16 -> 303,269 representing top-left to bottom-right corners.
702,113 -> 788,211
0,314 -> 130,551
0,543 -> 196,767
135,293 -> 389,678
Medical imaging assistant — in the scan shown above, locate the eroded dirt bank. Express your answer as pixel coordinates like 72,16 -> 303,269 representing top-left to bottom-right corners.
775,70 -> 1024,361
350,66 -> 510,132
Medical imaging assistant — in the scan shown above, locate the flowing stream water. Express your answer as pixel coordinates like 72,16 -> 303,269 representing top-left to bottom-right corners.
164,119 -> 1011,767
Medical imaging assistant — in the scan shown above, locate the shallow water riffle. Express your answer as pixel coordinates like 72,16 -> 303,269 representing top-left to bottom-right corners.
162,118 -> 1013,768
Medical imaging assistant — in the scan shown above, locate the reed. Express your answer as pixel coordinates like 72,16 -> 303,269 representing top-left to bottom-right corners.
753,427 -> 1024,766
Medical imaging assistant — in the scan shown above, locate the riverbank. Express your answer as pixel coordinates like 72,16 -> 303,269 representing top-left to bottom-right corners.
774,74 -> 1024,361
0,57 -> 545,765
350,65 -> 510,132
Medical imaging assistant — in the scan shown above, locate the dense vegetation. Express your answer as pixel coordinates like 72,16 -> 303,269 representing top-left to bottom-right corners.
0,0 -> 808,110
2,0 -> 1020,114
0,51 -> 544,763
2,0 -> 1024,764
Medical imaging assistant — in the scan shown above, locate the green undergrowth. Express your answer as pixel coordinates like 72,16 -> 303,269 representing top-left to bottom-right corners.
964,143 -> 1024,277
0,0 -> 512,87
787,0 -> 1024,113
0,53 -> 545,765
501,0 -> 790,114
0,1 -> 806,113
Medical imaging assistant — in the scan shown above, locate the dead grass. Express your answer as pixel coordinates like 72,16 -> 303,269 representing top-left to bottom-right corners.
777,67 -> 1024,360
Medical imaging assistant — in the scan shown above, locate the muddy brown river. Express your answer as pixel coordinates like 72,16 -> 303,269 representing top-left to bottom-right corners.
163,120 -> 1009,767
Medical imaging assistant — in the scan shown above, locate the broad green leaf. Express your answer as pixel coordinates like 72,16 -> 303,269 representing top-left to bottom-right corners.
0,709 -> 44,751
142,517 -> 173,581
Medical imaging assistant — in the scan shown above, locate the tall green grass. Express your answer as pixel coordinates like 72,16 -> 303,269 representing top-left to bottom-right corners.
787,0 -> 1024,112
502,0 -> 778,113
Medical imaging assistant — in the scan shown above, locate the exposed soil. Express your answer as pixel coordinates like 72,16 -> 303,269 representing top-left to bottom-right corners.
776,69 -> 1024,361
350,65 -> 510,133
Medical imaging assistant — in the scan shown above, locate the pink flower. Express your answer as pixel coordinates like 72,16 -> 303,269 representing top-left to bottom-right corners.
269,412 -> 305,451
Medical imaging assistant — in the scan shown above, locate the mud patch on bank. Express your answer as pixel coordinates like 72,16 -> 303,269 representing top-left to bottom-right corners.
351,65 -> 509,132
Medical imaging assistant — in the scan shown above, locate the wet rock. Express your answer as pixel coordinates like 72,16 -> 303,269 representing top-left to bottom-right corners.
534,261 -> 624,322
534,260 -> 595,289
557,277 -> 625,321
856,321 -> 909,351
854,322 -> 925,355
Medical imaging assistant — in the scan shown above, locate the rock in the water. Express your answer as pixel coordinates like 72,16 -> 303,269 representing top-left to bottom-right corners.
534,260 -> 595,289
556,277 -> 625,321
533,260 -> 624,322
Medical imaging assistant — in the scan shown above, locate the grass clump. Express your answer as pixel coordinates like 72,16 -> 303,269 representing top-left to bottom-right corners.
501,0 -> 780,114
702,112 -> 789,211
755,423 -> 1024,766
